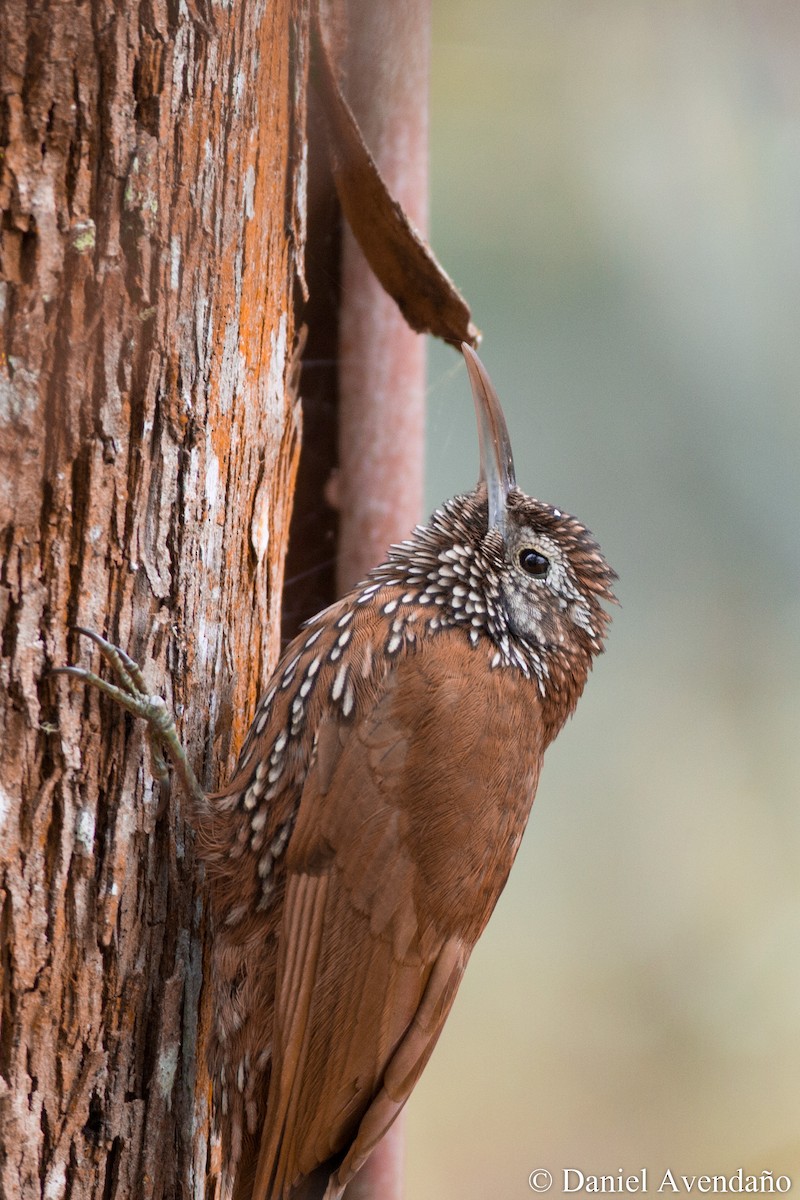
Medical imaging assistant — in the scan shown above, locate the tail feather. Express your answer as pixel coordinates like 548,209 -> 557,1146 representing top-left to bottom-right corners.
232,1141 -> 340,1200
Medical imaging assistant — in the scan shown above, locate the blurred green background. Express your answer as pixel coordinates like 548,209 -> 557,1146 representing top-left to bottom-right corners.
408,1 -> 800,1195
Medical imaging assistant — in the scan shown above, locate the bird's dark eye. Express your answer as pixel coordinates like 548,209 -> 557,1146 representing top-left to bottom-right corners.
518,548 -> 550,577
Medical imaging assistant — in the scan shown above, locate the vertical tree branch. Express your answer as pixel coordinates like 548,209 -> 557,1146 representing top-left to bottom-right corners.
336,0 -> 431,594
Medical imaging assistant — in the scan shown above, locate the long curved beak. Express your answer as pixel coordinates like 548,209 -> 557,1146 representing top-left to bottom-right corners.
462,343 -> 516,541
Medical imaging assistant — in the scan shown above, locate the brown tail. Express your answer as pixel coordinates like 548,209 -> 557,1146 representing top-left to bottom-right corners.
231,1139 -> 339,1200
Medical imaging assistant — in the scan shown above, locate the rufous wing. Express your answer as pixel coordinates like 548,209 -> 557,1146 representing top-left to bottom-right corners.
250,638 -> 541,1200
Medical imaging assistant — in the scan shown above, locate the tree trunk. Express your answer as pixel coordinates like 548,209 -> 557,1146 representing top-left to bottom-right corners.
0,2 -> 307,1196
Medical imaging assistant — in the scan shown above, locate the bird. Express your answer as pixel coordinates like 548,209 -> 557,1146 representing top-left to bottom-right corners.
59,344 -> 615,1200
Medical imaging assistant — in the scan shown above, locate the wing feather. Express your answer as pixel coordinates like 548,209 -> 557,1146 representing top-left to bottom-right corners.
327,936 -> 469,1194
250,636 -> 542,1200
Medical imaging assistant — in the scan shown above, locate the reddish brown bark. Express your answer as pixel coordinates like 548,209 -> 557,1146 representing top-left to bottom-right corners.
0,0 -> 441,1195
0,2 -> 306,1197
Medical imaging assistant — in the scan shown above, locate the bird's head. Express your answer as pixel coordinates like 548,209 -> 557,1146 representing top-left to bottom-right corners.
374,345 -> 615,709
461,343 -> 615,668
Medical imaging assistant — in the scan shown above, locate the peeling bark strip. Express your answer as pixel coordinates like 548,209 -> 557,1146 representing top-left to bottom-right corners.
0,2 -> 306,1197
312,7 -> 478,350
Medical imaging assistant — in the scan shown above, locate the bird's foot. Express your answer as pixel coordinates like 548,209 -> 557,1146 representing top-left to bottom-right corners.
55,626 -> 205,807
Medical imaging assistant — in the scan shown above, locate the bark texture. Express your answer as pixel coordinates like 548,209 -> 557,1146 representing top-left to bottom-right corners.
0,2 -> 307,1197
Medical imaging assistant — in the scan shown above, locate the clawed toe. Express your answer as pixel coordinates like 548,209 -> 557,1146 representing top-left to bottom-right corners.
54,628 -> 159,726
55,627 -> 206,807
73,625 -> 149,697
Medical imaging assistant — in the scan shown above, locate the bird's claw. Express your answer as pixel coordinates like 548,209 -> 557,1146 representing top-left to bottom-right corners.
55,627 -> 205,806
57,627 -> 166,728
